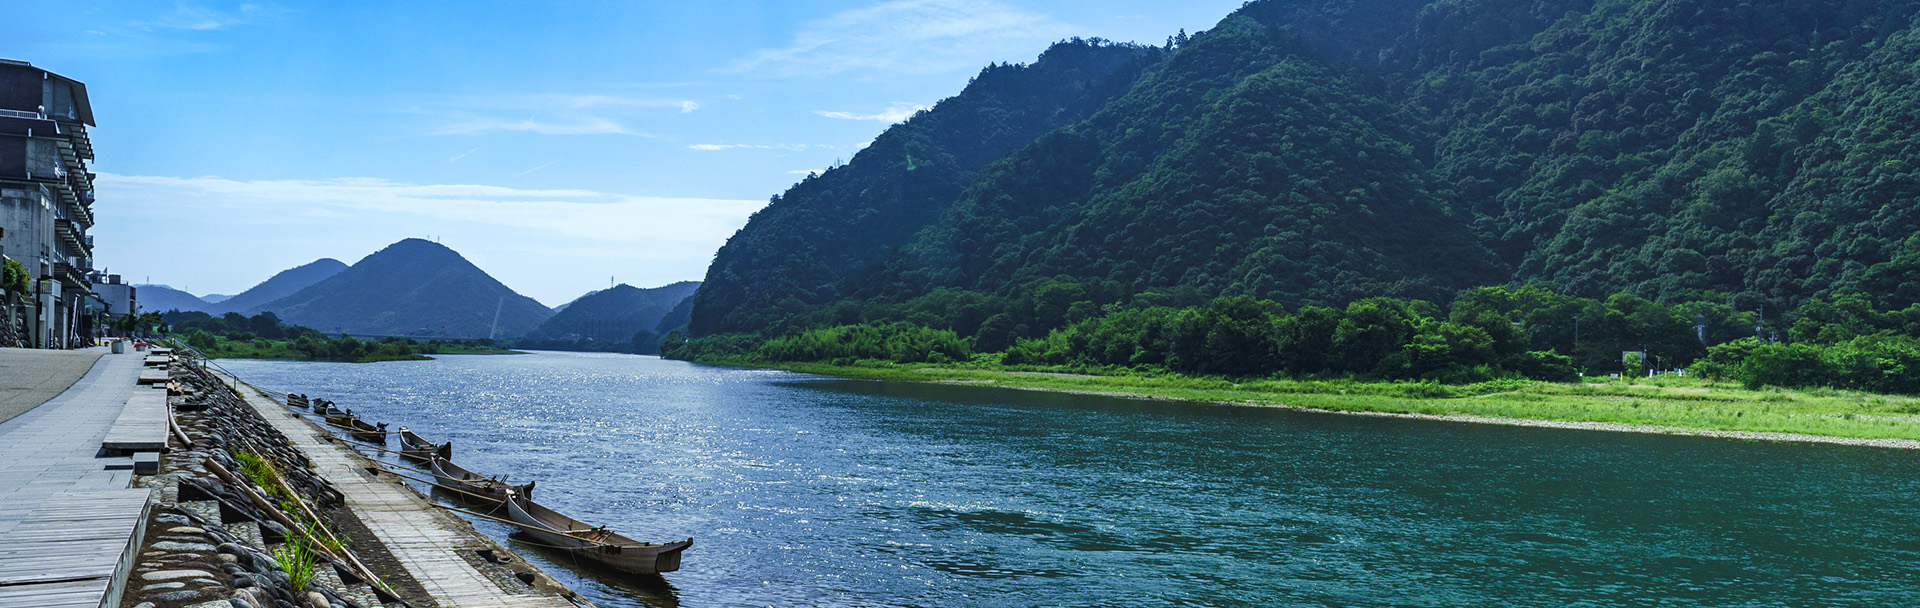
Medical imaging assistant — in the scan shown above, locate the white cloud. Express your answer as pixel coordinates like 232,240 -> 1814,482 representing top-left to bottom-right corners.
680,100 -> 699,113
448,147 -> 480,162
726,0 -> 1073,76
815,103 -> 929,122
87,173 -> 767,303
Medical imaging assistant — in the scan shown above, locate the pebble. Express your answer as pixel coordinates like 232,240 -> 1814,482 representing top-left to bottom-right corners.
216,553 -> 239,563
139,582 -> 187,591
168,526 -> 208,534
153,540 -> 217,552
133,603 -> 157,608
305,591 -> 331,608
141,569 -> 217,581
192,578 -> 222,586
141,551 -> 165,557
156,513 -> 192,525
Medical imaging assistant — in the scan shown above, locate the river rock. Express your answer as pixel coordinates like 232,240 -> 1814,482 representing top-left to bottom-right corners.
139,582 -> 187,591
156,513 -> 191,525
168,526 -> 208,534
305,592 -> 331,608
150,589 -> 201,602
153,540 -> 216,552
142,569 -> 216,581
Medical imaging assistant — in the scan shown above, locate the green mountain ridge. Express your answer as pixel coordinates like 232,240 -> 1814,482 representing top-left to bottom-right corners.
258,238 -> 553,339
523,281 -> 700,343
223,258 -> 347,315
688,0 -> 1920,344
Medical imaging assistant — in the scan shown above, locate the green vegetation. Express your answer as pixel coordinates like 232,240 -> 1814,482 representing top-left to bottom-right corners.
687,0 -> 1920,364
1,258 -> 27,294
741,361 -> 1920,441
163,310 -> 514,362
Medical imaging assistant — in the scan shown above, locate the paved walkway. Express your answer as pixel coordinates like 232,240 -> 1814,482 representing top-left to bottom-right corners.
0,349 -> 154,608
227,373 -> 577,608
0,350 -> 148,536
0,347 -> 106,425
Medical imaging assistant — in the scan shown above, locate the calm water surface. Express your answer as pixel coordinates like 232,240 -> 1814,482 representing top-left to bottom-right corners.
218,352 -> 1920,607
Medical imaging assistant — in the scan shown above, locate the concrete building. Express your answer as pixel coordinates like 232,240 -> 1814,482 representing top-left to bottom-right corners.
0,59 -> 101,348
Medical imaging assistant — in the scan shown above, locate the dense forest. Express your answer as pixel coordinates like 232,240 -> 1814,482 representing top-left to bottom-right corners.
674,0 -> 1920,392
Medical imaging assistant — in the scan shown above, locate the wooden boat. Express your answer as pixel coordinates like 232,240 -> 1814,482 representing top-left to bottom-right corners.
323,407 -> 354,428
504,490 -> 690,575
286,394 -> 309,409
347,417 -> 388,443
397,427 -> 452,461
428,457 -> 532,503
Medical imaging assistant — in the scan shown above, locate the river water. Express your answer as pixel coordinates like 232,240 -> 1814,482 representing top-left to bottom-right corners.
217,351 -> 1920,607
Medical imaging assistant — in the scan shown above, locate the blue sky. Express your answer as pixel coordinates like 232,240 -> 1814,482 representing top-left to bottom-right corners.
9,1 -> 1242,305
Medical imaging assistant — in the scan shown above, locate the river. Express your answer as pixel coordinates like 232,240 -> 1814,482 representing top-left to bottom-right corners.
217,351 -> 1920,607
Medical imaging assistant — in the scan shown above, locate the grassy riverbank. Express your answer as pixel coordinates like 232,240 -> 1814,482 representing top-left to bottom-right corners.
193,335 -> 520,363
751,360 -> 1920,442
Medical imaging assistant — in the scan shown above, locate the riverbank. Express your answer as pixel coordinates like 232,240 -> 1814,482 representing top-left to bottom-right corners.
744,361 -> 1920,446
120,348 -> 584,608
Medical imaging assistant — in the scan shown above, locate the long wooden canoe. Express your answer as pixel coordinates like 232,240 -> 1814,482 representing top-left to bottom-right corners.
347,417 -> 388,443
286,394 -> 309,409
397,427 -> 452,461
504,490 -> 690,575
427,457 -> 532,504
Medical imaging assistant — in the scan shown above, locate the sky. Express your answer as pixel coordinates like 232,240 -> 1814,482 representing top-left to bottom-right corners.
7,0 -> 1243,306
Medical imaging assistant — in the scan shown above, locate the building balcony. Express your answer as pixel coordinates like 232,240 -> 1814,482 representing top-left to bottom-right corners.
51,261 -> 89,291
53,219 -> 89,257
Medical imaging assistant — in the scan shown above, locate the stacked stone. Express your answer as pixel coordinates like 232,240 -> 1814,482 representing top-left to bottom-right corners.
125,355 -> 388,608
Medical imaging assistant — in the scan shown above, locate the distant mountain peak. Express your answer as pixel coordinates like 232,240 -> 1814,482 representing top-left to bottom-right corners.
255,239 -> 552,339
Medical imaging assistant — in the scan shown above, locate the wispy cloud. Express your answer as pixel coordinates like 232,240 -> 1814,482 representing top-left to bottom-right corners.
515,160 -> 559,177
815,103 -> 929,123
139,2 -> 267,31
90,173 -> 767,301
726,0 -> 1073,76
687,143 -> 812,151
448,148 -> 481,162
423,93 -> 698,137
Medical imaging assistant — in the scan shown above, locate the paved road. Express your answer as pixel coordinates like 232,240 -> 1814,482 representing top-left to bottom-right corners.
0,347 -> 107,425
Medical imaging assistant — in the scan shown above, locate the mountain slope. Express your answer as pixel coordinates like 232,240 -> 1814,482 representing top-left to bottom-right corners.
522,281 -> 700,342
688,0 -> 1920,343
220,258 -> 348,315
257,239 -> 552,338
133,284 -> 213,314
689,39 -> 1170,336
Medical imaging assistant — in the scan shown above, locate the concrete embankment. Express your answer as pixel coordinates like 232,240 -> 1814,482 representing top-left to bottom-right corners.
117,350 -> 587,608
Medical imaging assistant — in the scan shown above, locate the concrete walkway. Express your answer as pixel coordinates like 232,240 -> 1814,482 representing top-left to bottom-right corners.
227,374 -> 578,608
0,347 -> 106,425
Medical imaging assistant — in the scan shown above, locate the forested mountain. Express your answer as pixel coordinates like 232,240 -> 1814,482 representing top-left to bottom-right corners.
132,284 -> 214,314
258,239 -> 552,339
521,281 -> 699,343
691,39 -> 1170,336
688,0 -> 1920,350
221,258 -> 347,315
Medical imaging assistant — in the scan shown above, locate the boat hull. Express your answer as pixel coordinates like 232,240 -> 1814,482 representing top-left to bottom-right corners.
427,458 -> 531,504
504,493 -> 690,575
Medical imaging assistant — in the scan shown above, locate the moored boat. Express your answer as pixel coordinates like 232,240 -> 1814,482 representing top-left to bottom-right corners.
398,427 -> 452,461
428,457 -> 532,504
286,394 -> 309,409
321,406 -> 354,427
503,489 -> 690,575
347,417 -> 389,443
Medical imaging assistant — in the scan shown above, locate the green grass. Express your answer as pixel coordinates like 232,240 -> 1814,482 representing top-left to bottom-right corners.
738,360 -> 1920,442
